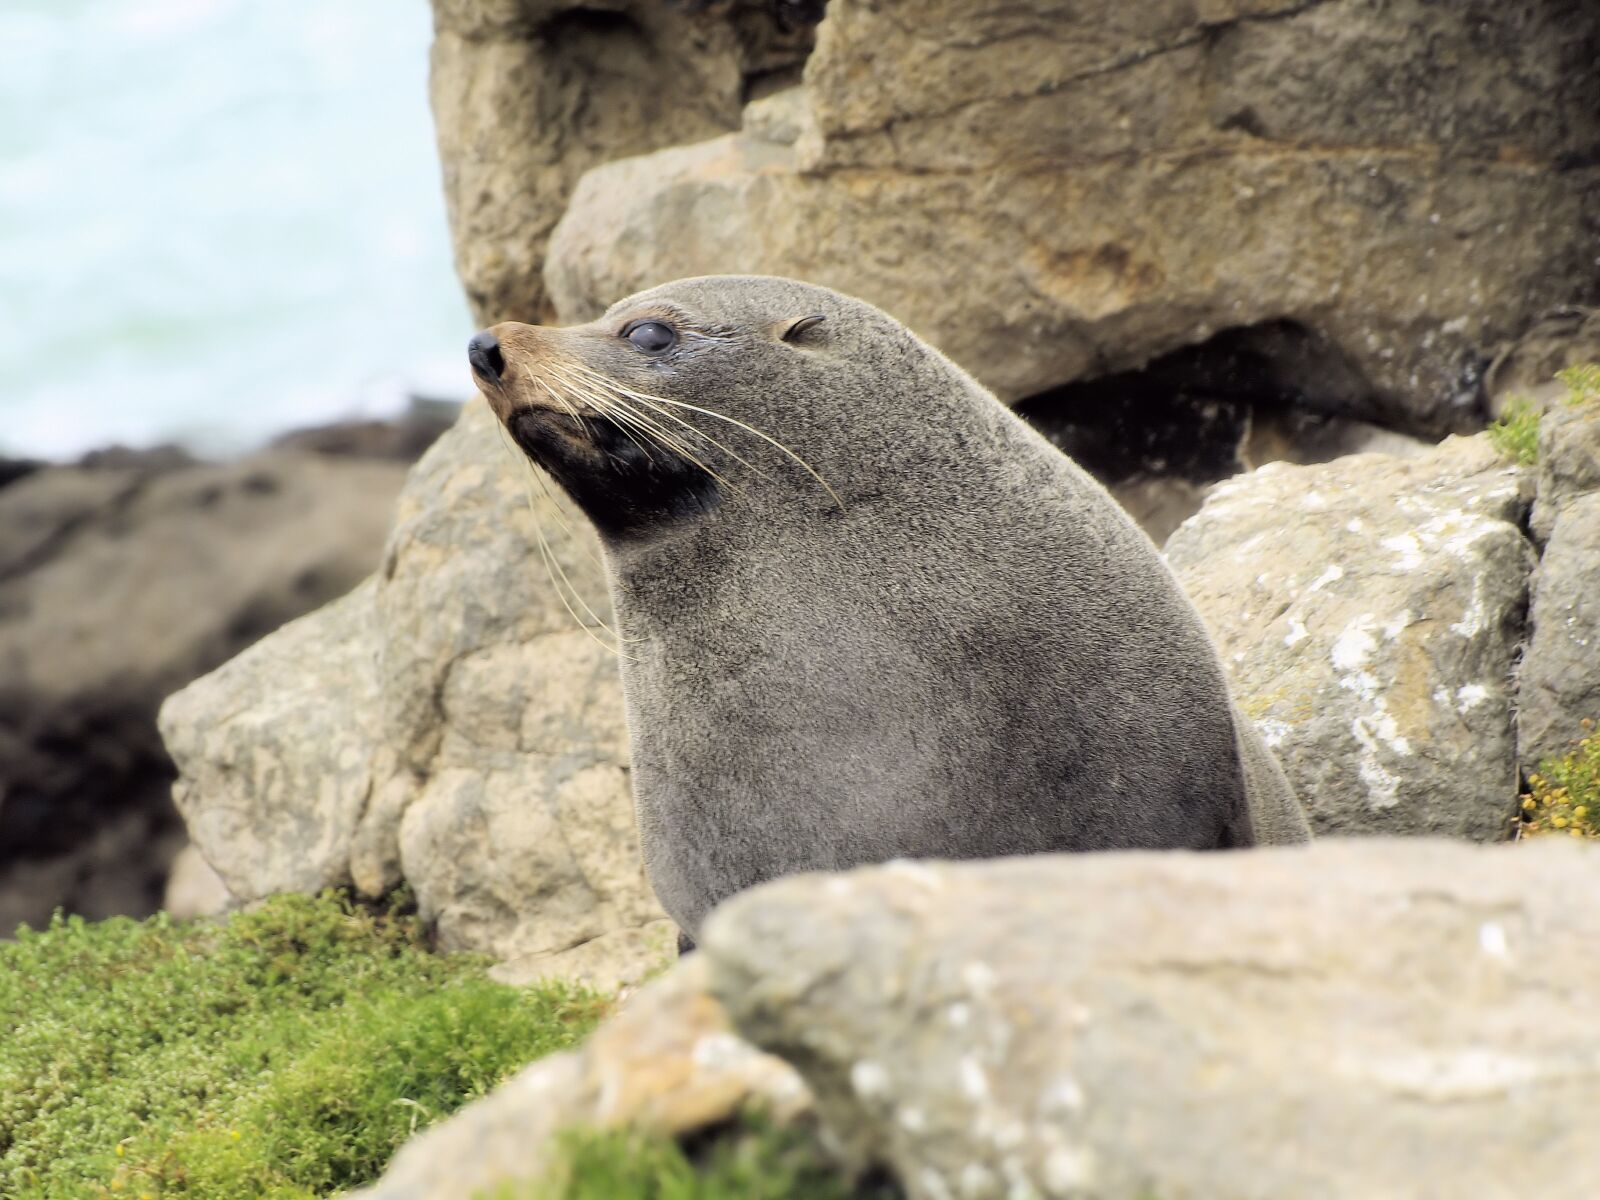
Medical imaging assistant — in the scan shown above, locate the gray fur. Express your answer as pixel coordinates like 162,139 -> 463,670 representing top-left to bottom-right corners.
486,275 -> 1309,938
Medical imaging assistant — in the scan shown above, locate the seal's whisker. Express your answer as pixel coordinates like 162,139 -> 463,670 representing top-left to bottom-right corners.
559,363 -> 765,491
546,364 -> 744,492
566,362 -> 843,511
493,423 -> 634,656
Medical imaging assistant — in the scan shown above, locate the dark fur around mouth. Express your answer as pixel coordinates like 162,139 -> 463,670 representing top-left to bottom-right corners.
507,405 -> 720,540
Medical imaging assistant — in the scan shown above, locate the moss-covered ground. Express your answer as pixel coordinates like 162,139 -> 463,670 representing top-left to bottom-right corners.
0,892 -> 608,1199
516,1121 -> 901,1200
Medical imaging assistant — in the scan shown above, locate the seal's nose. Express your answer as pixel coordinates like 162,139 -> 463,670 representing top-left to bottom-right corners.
467,330 -> 506,383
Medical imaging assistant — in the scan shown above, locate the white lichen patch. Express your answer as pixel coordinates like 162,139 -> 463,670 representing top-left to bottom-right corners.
959,1056 -> 991,1102
1478,921 -> 1509,959
1308,563 -> 1344,592
1257,717 -> 1291,748
1330,614 -> 1414,810
1331,616 -> 1377,670
1381,610 -> 1413,640
1043,1145 -> 1098,1192
1037,1077 -> 1086,1117
1283,619 -> 1309,647
851,1059 -> 892,1101
1380,532 -> 1423,572
1456,683 -> 1489,712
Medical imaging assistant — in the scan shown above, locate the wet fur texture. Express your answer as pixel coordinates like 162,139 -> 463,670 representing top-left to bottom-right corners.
478,276 -> 1310,938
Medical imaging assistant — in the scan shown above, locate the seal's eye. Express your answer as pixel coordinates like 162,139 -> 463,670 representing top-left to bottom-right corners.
623,320 -> 676,355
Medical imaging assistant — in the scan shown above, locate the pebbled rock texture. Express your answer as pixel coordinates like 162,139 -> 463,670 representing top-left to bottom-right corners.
1166,434 -> 1534,838
160,401 -> 671,969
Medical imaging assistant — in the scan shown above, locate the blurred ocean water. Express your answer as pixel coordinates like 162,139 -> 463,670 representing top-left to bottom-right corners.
0,0 -> 473,460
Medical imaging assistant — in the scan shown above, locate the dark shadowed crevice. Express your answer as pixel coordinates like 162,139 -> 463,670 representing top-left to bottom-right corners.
535,7 -> 644,45
1016,320 -> 1437,542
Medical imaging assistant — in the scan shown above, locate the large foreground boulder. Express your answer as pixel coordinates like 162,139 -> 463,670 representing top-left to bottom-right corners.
704,840 -> 1600,1200
1166,434 -> 1534,838
0,451 -> 409,933
160,402 -> 671,976
543,0 -> 1600,431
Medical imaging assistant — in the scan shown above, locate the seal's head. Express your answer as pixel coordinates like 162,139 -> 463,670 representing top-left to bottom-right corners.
468,275 -> 972,542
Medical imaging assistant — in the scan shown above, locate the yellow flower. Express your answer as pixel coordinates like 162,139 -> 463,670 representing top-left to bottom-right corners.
1574,806 -> 1588,819
1572,829 -> 1584,838
1522,796 -> 1536,810
230,1130 -> 242,1142
1553,816 -> 1569,829
115,1146 -> 124,1158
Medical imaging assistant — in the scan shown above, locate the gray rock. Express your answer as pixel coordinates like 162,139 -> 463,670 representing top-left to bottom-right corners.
545,0 -> 1600,431
1518,492 -> 1600,770
1486,307 -> 1600,419
1530,390 -> 1600,544
160,401 -> 669,964
703,839 -> 1600,1200
350,956 -> 811,1200
1,451 -> 408,932
1166,435 -> 1534,839
162,581 -> 385,900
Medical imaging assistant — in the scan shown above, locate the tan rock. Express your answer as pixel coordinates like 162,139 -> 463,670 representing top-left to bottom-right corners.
160,842 -> 234,921
704,840 -> 1600,1200
160,401 -> 668,963
1166,435 -> 1534,838
545,0 -> 1600,431
428,0 -> 815,323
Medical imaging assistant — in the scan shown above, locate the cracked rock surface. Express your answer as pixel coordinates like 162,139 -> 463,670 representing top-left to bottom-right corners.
541,0 -> 1599,431
702,839 -> 1600,1200
1166,434 -> 1534,839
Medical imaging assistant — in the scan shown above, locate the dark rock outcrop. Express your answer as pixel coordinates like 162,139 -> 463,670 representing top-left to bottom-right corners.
0,450 -> 410,933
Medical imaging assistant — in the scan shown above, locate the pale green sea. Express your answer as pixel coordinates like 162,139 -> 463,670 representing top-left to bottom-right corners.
0,0 -> 472,460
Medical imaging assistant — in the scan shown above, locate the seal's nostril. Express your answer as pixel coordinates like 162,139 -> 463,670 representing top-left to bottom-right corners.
467,331 -> 506,382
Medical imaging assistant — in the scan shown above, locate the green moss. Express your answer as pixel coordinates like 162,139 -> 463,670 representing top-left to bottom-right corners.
0,892 -> 609,1199
1486,396 -> 1541,465
1556,362 -> 1600,406
497,1119 -> 900,1200
1519,719 -> 1600,841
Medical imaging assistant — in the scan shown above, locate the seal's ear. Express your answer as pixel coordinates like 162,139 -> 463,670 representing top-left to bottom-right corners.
779,314 -> 827,343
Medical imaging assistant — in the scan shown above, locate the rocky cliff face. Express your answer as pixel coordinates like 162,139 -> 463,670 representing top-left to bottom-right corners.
429,0 -> 1599,436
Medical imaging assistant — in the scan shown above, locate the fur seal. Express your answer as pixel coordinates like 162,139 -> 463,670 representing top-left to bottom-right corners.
469,276 -> 1310,941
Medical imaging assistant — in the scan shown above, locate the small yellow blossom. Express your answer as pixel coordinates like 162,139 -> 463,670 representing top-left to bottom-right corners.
1522,796 -> 1536,810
